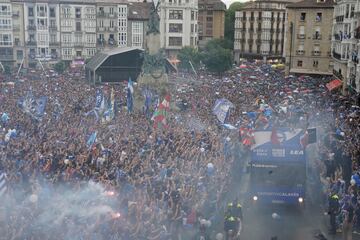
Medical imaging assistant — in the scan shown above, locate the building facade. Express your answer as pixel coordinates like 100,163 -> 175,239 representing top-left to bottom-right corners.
284,0 -> 334,76
0,0 -> 151,69
234,0 -> 293,62
198,0 -> 226,47
0,1 -> 14,68
159,0 -> 198,58
332,0 -> 359,94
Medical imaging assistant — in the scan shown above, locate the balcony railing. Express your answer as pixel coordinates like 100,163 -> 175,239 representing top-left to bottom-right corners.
0,55 -> 14,61
49,26 -> 57,31
336,15 -> 344,22
49,42 -> 60,46
97,12 -> 118,18
312,51 -> 321,56
313,34 -> 322,40
297,34 -> 305,39
296,50 -> 305,55
27,41 -> 37,46
28,25 -> 36,30
333,69 -> 343,80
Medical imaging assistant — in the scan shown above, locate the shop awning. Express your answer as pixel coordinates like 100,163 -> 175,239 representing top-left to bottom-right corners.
326,79 -> 342,91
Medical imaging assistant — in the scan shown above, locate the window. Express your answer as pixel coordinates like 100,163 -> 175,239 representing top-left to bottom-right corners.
118,32 -> 127,46
297,60 -> 303,67
169,10 -> 183,19
316,12 -> 322,21
0,19 -> 12,30
300,12 -> 306,21
118,18 -> 127,31
169,37 -> 182,46
17,50 -> 23,60
0,33 -> 12,46
76,51 -> 82,57
37,5 -> 47,17
191,11 -> 194,20
206,17 -> 213,22
28,7 -> 34,17
109,7 -> 114,15
313,60 -> 319,67
0,5 -> 11,16
169,23 -> 182,33
76,22 -> 81,31
118,5 -> 127,18
50,7 -> 55,17
132,21 -> 143,47
75,8 -> 81,18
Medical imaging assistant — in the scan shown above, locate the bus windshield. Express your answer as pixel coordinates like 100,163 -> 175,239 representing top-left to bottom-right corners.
250,163 -> 305,188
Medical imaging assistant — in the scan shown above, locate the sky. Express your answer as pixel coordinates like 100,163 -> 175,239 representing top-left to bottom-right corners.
222,0 -> 247,8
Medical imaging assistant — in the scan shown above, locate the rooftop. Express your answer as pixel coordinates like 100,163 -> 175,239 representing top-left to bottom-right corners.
198,0 -> 226,11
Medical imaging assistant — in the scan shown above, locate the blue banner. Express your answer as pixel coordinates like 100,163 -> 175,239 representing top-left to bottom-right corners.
95,89 -> 103,109
251,128 -> 306,162
213,98 -> 234,123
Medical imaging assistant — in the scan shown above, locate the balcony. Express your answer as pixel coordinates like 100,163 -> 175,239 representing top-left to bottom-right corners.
97,12 -> 118,18
74,42 -> 84,48
312,51 -> 321,56
28,25 -> 36,31
297,34 -> 305,39
27,41 -> 37,46
0,55 -> 14,61
313,34 -> 322,40
334,34 -> 341,40
49,26 -> 57,31
332,51 -> 341,60
296,50 -> 305,55
249,17 -> 255,21
335,15 -> 344,22
333,69 -> 343,80
49,42 -> 60,46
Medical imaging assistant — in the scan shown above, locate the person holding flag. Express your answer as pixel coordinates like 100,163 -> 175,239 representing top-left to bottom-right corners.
152,94 -> 171,129
127,77 -> 134,114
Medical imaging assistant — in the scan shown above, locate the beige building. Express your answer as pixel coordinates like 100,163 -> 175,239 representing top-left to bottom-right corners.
198,0 -> 226,47
234,0 -> 293,62
284,0 -> 334,76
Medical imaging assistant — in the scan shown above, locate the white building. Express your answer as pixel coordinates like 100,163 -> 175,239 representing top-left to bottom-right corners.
0,1 -> 14,66
159,0 -> 198,58
59,1 -> 97,61
23,1 -> 61,67
332,0 -> 360,94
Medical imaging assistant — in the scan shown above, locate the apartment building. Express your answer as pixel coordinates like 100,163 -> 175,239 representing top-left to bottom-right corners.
59,1 -> 97,61
332,0 -> 359,94
234,0 -> 295,62
159,0 -> 198,58
284,0 -> 334,76
0,0 -> 151,69
198,0 -> 226,47
0,1 -> 14,67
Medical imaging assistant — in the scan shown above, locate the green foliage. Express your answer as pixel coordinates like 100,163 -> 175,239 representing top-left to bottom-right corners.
204,38 -> 233,50
202,40 -> 232,75
177,47 -> 201,71
225,1 -> 246,42
142,49 -> 167,78
54,61 -> 66,74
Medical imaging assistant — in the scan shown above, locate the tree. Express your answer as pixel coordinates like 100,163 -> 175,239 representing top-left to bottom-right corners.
177,47 -> 201,72
54,61 -> 66,74
204,38 -> 233,50
202,41 -> 232,75
225,2 -> 246,43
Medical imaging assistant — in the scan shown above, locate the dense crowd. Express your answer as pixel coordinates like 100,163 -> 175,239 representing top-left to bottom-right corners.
0,61 -> 359,240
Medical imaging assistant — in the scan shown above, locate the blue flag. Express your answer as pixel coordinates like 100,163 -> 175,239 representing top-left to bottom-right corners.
213,98 -> 234,123
87,132 -> 97,148
95,89 -> 103,109
127,78 -> 134,113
